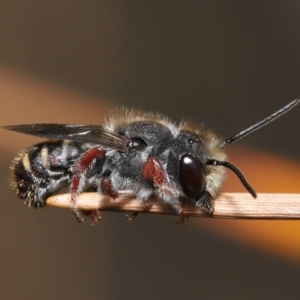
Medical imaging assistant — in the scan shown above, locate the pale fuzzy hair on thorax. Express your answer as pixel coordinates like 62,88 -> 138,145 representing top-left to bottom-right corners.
103,108 -> 180,137
104,107 -> 226,160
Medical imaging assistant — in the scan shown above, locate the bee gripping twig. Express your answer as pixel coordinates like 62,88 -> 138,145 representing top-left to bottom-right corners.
46,193 -> 300,220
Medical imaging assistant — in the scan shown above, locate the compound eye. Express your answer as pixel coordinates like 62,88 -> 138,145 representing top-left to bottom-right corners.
128,138 -> 147,152
180,154 -> 206,198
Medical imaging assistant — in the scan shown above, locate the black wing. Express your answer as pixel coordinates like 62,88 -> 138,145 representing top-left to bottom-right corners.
2,124 -> 128,152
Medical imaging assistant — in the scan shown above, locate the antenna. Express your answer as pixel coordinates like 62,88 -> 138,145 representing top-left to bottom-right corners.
220,99 -> 300,148
207,159 -> 256,198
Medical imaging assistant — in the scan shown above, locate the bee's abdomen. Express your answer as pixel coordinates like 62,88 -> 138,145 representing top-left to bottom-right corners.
11,140 -> 87,208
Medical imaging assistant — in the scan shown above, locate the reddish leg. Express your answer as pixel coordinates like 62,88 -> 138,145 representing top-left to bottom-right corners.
82,209 -> 102,224
142,156 -> 166,211
143,157 -> 166,186
101,178 -> 119,199
71,147 -> 105,222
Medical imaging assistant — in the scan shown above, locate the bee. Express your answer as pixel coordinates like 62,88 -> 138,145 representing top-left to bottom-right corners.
2,99 -> 299,222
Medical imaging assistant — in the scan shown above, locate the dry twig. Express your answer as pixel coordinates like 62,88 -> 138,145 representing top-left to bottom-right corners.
46,192 -> 300,219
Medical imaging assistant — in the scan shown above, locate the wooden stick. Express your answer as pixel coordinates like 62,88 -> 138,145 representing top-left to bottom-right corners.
46,192 -> 300,219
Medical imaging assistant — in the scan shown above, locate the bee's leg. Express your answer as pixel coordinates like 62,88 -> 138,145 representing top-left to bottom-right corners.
195,191 -> 214,214
176,210 -> 189,224
143,156 -> 169,212
142,199 -> 153,211
144,156 -> 190,218
71,147 -> 106,223
100,178 -> 140,221
143,157 -> 166,187
100,178 -> 119,199
82,209 -> 102,224
142,156 -> 169,214
176,197 -> 191,224
125,212 -> 138,221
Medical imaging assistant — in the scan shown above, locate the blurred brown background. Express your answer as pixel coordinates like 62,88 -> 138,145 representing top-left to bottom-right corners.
1,2 -> 300,299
